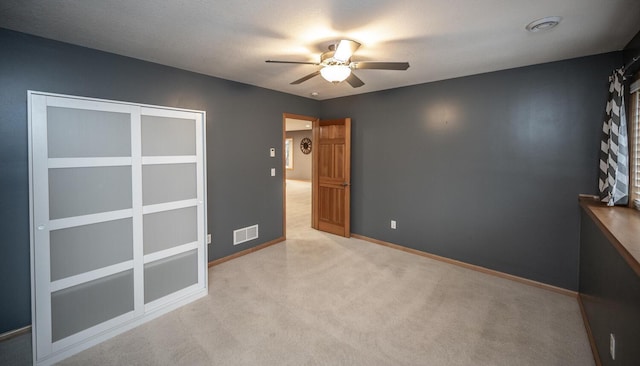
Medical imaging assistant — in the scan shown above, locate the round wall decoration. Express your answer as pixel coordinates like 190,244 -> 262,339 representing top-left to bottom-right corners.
300,137 -> 312,154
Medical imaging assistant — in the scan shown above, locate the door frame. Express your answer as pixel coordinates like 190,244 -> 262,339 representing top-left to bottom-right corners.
282,113 -> 318,238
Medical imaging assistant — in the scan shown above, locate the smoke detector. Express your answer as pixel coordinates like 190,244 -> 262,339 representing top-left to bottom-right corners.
526,16 -> 562,32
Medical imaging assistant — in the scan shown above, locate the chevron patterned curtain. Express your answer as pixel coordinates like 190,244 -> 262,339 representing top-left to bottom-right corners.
599,68 -> 629,206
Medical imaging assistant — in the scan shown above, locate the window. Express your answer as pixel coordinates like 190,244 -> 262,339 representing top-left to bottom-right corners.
285,138 -> 293,170
630,74 -> 640,205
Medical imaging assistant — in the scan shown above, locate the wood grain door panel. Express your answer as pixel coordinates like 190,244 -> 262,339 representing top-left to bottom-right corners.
313,118 -> 351,237
318,144 -> 333,178
318,185 -> 345,235
333,144 -> 345,179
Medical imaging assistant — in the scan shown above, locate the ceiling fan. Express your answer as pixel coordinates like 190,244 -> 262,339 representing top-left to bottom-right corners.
266,40 -> 410,88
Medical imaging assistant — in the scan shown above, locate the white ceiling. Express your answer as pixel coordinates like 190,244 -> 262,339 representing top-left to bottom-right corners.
1,0 -> 639,100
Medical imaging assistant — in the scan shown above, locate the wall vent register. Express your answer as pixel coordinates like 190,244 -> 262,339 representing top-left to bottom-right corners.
233,224 -> 259,245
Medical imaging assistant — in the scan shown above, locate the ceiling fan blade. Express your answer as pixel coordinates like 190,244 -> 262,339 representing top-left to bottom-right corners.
334,40 -> 361,62
345,73 -> 365,88
291,70 -> 321,85
266,60 -> 320,65
352,62 -> 410,70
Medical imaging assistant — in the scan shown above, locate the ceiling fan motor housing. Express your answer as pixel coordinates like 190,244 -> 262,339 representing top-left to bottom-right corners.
320,49 -> 349,67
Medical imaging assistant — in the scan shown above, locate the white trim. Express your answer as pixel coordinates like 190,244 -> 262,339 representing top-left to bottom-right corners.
30,93 -> 53,359
49,209 -> 133,231
142,199 -> 198,214
143,242 -> 198,264
201,110 -> 209,290
46,95 -> 137,114
144,283 -> 204,313
50,261 -> 134,292
29,90 -> 204,114
194,113 -> 206,287
141,106 -> 201,119
28,92 -> 36,362
48,157 -> 132,169
131,107 -> 145,318
142,156 -> 197,165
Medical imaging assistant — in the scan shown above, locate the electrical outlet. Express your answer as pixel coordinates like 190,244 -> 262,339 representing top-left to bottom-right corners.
610,333 -> 615,360
391,220 -> 397,229
207,234 -> 212,244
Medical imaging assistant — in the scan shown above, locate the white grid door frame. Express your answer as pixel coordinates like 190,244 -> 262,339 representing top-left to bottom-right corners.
28,91 -> 208,365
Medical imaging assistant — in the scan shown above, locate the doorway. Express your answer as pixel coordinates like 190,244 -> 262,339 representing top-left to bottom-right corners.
282,114 -> 353,239
282,113 -> 316,238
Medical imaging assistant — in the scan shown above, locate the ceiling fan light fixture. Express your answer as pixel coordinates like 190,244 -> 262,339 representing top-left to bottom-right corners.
320,65 -> 351,83
268,40 -> 408,88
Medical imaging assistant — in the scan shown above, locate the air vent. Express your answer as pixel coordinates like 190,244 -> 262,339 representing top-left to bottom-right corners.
233,224 -> 259,245
525,16 -> 562,32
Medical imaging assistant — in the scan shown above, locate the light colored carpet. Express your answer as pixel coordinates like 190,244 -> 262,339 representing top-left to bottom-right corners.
0,331 -> 32,366
57,179 -> 594,365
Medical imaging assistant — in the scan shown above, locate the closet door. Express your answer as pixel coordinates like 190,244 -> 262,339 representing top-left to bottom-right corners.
139,107 -> 206,310
31,95 -> 139,360
29,92 -> 207,365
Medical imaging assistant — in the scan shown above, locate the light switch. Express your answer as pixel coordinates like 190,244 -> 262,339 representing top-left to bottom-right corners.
269,148 -> 275,157
271,168 -> 276,176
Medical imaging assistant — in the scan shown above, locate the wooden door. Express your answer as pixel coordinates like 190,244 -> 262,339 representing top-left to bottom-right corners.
312,118 -> 351,237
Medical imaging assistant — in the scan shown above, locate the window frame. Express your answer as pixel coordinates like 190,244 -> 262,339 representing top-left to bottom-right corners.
629,73 -> 640,206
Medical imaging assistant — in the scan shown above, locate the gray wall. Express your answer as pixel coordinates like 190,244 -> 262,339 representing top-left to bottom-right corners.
579,210 -> 640,366
320,53 -> 622,290
0,25 -> 629,334
0,28 -> 318,334
285,130 -> 312,181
